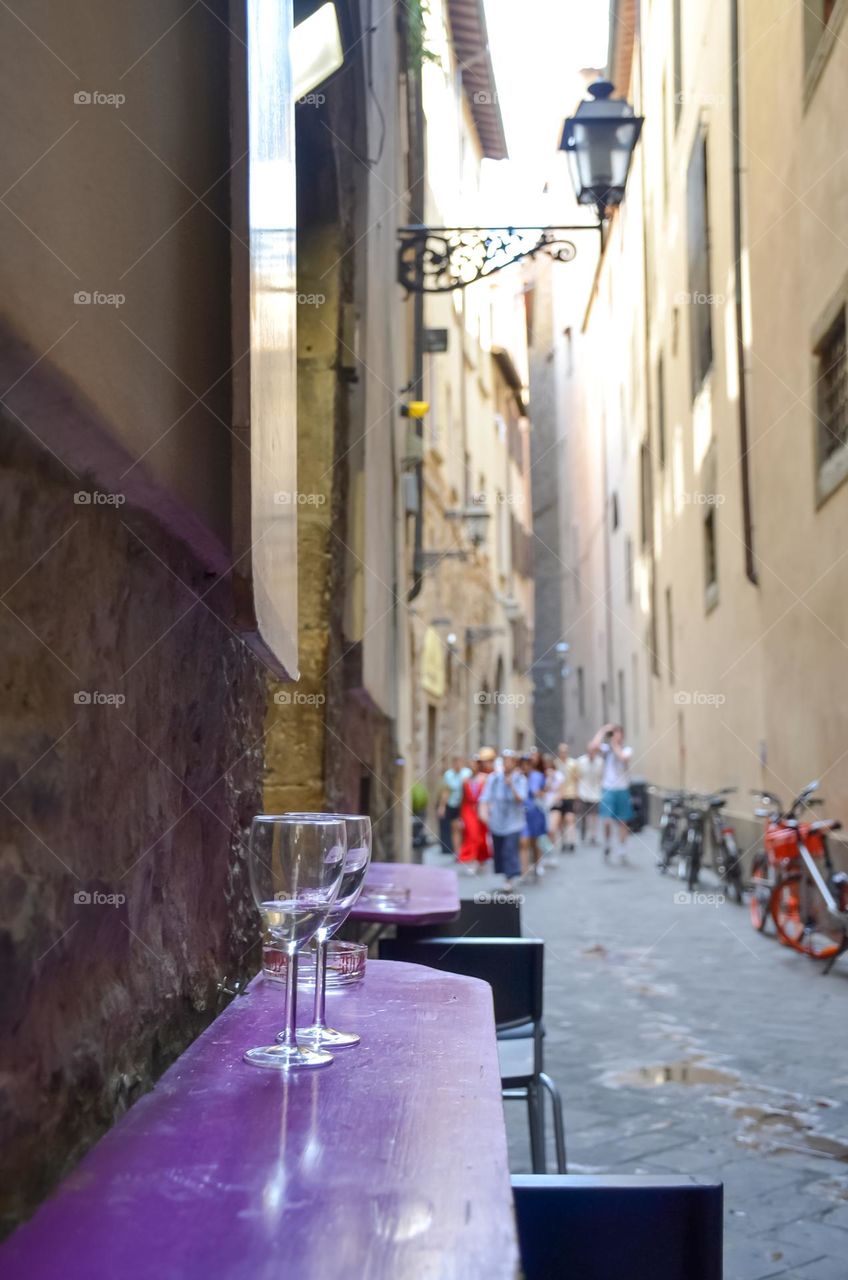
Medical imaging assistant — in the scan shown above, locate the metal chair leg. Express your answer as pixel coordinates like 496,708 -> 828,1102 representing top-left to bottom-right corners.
527,1082 -> 546,1172
539,1071 -> 567,1172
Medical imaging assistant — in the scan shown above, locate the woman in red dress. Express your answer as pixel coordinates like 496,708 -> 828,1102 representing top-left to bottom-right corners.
459,749 -> 494,869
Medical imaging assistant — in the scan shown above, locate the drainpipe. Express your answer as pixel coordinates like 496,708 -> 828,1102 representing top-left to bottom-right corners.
731,0 -> 758,585
407,51 -> 426,602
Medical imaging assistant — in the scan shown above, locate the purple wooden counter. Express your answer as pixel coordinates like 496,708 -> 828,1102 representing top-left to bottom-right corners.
350,860 -> 460,926
1,961 -> 518,1280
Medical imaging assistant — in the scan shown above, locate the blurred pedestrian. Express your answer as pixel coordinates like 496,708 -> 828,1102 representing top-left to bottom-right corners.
480,749 -> 527,890
520,750 -> 547,878
589,722 -> 634,863
458,748 -> 494,873
437,754 -> 471,856
576,744 -> 604,845
550,742 -> 581,853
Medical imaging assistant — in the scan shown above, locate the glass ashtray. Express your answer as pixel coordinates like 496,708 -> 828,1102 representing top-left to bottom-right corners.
357,883 -> 411,910
263,940 -> 367,989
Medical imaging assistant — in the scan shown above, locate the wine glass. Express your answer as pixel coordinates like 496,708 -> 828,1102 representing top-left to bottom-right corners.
282,814 -> 372,1050
244,815 -> 345,1070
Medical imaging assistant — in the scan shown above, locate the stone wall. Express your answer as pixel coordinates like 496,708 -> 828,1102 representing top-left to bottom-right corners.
0,416 -> 267,1232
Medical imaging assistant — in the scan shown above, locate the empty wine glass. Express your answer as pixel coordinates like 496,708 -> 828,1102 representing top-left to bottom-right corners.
282,814 -> 372,1050
244,815 -> 345,1070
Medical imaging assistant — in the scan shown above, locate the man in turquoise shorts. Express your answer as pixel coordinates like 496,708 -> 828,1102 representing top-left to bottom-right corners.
588,722 -> 633,864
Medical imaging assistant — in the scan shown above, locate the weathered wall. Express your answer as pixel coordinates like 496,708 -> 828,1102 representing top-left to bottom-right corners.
0,417 -> 266,1232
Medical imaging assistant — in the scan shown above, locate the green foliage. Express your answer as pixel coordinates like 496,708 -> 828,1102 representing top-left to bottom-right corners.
406,0 -> 441,69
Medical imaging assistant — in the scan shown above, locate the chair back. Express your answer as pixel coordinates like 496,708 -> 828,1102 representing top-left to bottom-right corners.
512,1175 -> 723,1280
379,936 -> 542,1029
395,896 -> 522,941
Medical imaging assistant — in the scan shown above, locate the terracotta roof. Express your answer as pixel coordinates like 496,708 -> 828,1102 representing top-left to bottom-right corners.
446,0 -> 508,160
607,0 -> 638,96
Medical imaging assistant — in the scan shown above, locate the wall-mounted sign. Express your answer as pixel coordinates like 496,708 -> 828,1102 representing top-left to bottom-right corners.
423,328 -> 449,353
421,626 -> 446,698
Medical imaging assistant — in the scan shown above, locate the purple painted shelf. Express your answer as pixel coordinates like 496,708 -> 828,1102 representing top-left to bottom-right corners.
350,861 -> 461,926
2,961 -> 518,1280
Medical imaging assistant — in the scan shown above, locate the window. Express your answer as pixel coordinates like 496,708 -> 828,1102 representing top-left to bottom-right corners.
600,680 -> 609,724
673,0 -> 683,126
577,666 -> 585,717
704,505 -> 718,608
572,524 -> 581,602
639,442 -> 652,548
661,71 -> 670,203
625,535 -> 634,604
665,586 -> 675,683
656,353 -> 667,468
686,130 -> 713,397
804,0 -> 844,92
814,292 -> 848,503
611,492 -> 620,531
618,669 -> 626,729
632,653 -> 640,736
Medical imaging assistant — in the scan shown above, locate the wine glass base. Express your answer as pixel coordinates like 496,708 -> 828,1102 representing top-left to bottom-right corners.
291,1026 -> 361,1050
243,1043 -> 334,1070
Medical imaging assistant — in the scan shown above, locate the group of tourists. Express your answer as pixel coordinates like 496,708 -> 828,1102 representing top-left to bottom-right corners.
436,724 -> 634,889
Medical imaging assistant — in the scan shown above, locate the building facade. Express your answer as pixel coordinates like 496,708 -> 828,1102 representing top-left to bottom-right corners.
548,0 -> 848,843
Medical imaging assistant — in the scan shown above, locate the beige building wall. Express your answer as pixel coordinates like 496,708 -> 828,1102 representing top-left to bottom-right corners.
570,0 -> 848,840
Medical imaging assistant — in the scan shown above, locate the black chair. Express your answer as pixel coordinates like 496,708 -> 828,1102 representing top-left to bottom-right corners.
394,895 -> 522,941
378,935 -> 565,1172
512,1174 -> 723,1280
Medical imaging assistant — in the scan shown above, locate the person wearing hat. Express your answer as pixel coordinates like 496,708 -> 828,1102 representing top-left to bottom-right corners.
458,749 -> 494,872
480,749 -> 527,889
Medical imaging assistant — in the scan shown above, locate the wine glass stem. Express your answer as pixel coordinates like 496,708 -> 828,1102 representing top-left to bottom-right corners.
312,935 -> 328,1030
282,945 -> 298,1048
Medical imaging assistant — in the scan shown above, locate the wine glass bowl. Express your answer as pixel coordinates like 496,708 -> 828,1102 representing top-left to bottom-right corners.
244,815 -> 346,1070
289,814 -> 372,1051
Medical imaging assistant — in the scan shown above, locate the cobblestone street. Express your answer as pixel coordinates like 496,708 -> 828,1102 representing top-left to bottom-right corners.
444,831 -> 848,1279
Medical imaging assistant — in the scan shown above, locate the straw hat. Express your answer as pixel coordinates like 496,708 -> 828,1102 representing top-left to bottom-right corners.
478,746 -> 496,762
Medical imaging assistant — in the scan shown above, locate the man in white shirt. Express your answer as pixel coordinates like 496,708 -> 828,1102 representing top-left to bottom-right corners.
588,722 -> 634,863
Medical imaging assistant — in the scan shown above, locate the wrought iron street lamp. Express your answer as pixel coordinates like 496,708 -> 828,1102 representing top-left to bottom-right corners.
396,81 -> 643,293
558,80 -> 643,218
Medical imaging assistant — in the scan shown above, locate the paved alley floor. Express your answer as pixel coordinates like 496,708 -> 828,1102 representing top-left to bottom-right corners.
431,829 -> 848,1280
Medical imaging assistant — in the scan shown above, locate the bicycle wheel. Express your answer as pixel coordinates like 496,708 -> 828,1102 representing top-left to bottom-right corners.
658,820 -> 675,872
685,827 -> 702,892
772,872 -> 843,958
749,852 -> 771,932
717,834 -> 744,904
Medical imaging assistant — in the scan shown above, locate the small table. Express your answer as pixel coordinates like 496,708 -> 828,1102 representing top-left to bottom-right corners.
350,860 -> 460,927
1,961 -> 518,1280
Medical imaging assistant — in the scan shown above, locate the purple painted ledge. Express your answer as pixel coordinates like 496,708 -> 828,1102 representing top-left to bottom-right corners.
1,961 -> 518,1280
350,861 -> 461,926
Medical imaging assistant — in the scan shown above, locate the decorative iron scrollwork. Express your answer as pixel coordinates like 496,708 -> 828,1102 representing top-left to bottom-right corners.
397,225 -> 580,293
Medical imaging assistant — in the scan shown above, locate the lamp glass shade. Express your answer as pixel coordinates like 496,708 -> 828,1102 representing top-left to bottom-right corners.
291,3 -> 343,100
560,84 -> 643,210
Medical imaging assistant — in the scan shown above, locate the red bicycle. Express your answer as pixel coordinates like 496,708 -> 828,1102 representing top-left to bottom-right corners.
749,781 -> 848,971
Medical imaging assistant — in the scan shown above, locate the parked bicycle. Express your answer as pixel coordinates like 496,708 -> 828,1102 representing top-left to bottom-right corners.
749,781 -> 848,971
680,788 -> 742,900
653,786 -> 743,901
653,788 -> 689,875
